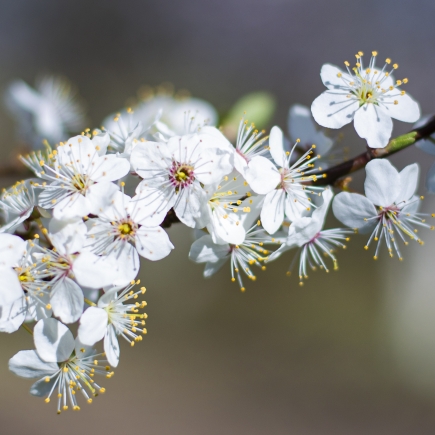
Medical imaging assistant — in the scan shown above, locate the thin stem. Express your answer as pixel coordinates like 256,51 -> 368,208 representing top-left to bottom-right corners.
21,323 -> 33,335
84,298 -> 97,307
311,115 -> 435,186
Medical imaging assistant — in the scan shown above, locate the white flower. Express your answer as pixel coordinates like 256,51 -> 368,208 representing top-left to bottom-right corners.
0,235 -> 41,333
21,135 -> 130,220
311,51 -> 420,148
250,125 -> 323,234
9,318 -> 111,413
132,130 -> 232,228
189,200 -> 279,291
288,104 -> 334,158
5,76 -> 85,148
85,189 -> 174,262
269,189 -> 351,285
0,180 -> 39,233
204,171 -> 254,245
78,281 -> 147,367
31,218 -> 139,324
332,159 -> 434,259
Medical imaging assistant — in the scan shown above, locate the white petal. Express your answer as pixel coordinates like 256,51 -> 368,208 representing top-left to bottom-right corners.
92,130 -> 110,156
104,325 -> 120,367
269,126 -> 286,167
353,104 -> 393,149
332,192 -> 377,232
50,277 -> 84,324
379,92 -> 420,123
78,306 -> 108,346
204,259 -> 228,277
9,350 -> 58,379
260,189 -> 286,234
284,192 -> 308,222
286,217 -> 322,247
288,104 -> 318,142
364,159 -> 401,207
0,295 -> 26,333
0,268 -> 25,305
174,182 -> 208,228
320,63 -> 353,90
34,318 -> 75,363
0,234 -> 26,268
135,226 -> 174,261
189,235 -> 230,263
207,207 -> 246,246
48,218 -> 87,255
311,91 -> 358,129
74,248 -> 139,288
396,163 -> 419,205
86,181 -> 119,216
53,192 -> 90,220
90,155 -> 130,182
244,156 -> 280,195
30,377 -> 57,397
130,141 -> 172,179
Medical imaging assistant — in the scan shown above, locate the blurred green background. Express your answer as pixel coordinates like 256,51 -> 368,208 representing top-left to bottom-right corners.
1,0 -> 435,433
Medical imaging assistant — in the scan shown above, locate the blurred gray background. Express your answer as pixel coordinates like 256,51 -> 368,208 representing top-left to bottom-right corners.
1,0 -> 435,434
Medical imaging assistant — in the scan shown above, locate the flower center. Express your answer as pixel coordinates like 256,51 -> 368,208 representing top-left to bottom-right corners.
18,270 -> 34,282
71,174 -> 89,193
118,222 -> 133,235
169,162 -> 195,188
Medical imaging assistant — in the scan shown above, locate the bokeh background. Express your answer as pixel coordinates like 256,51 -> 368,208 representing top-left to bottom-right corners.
1,0 -> 435,433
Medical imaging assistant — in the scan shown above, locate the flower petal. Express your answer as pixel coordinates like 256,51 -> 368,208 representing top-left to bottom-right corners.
204,259 -> 227,277
311,91 -> 358,129
34,318 -> 75,363
9,350 -> 58,379
269,126 -> 286,167
0,234 -> 26,268
332,192 -> 378,232
135,226 -> 174,261
380,92 -> 420,123
50,277 -> 84,324
48,218 -> 87,255
104,325 -> 120,368
189,235 -> 230,263
353,104 -> 393,149
78,306 -> 108,346
396,163 -> 419,205
364,159 -> 401,207
245,156 -> 280,195
320,63 -> 353,90
89,155 -> 130,182
260,189 -> 286,234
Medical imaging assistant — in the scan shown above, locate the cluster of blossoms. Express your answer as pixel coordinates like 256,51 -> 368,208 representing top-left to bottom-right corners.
1,51 -> 434,414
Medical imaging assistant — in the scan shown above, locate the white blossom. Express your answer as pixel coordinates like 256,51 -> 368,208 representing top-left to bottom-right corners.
250,125 -> 324,234
9,318 -> 111,413
5,76 -> 85,148
333,159 -> 434,259
311,51 -> 420,148
78,281 -> 147,367
132,129 -> 232,228
21,135 -> 130,220
269,189 -> 351,285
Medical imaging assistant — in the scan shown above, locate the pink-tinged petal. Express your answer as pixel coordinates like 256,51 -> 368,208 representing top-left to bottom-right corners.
260,189 -> 286,234
353,104 -> 393,149
135,226 -> 174,261
364,159 -> 401,207
34,318 -> 75,363
311,91 -> 358,129
78,307 -> 108,346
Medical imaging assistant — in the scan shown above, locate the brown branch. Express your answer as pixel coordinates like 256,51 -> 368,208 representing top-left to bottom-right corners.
313,115 -> 435,186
